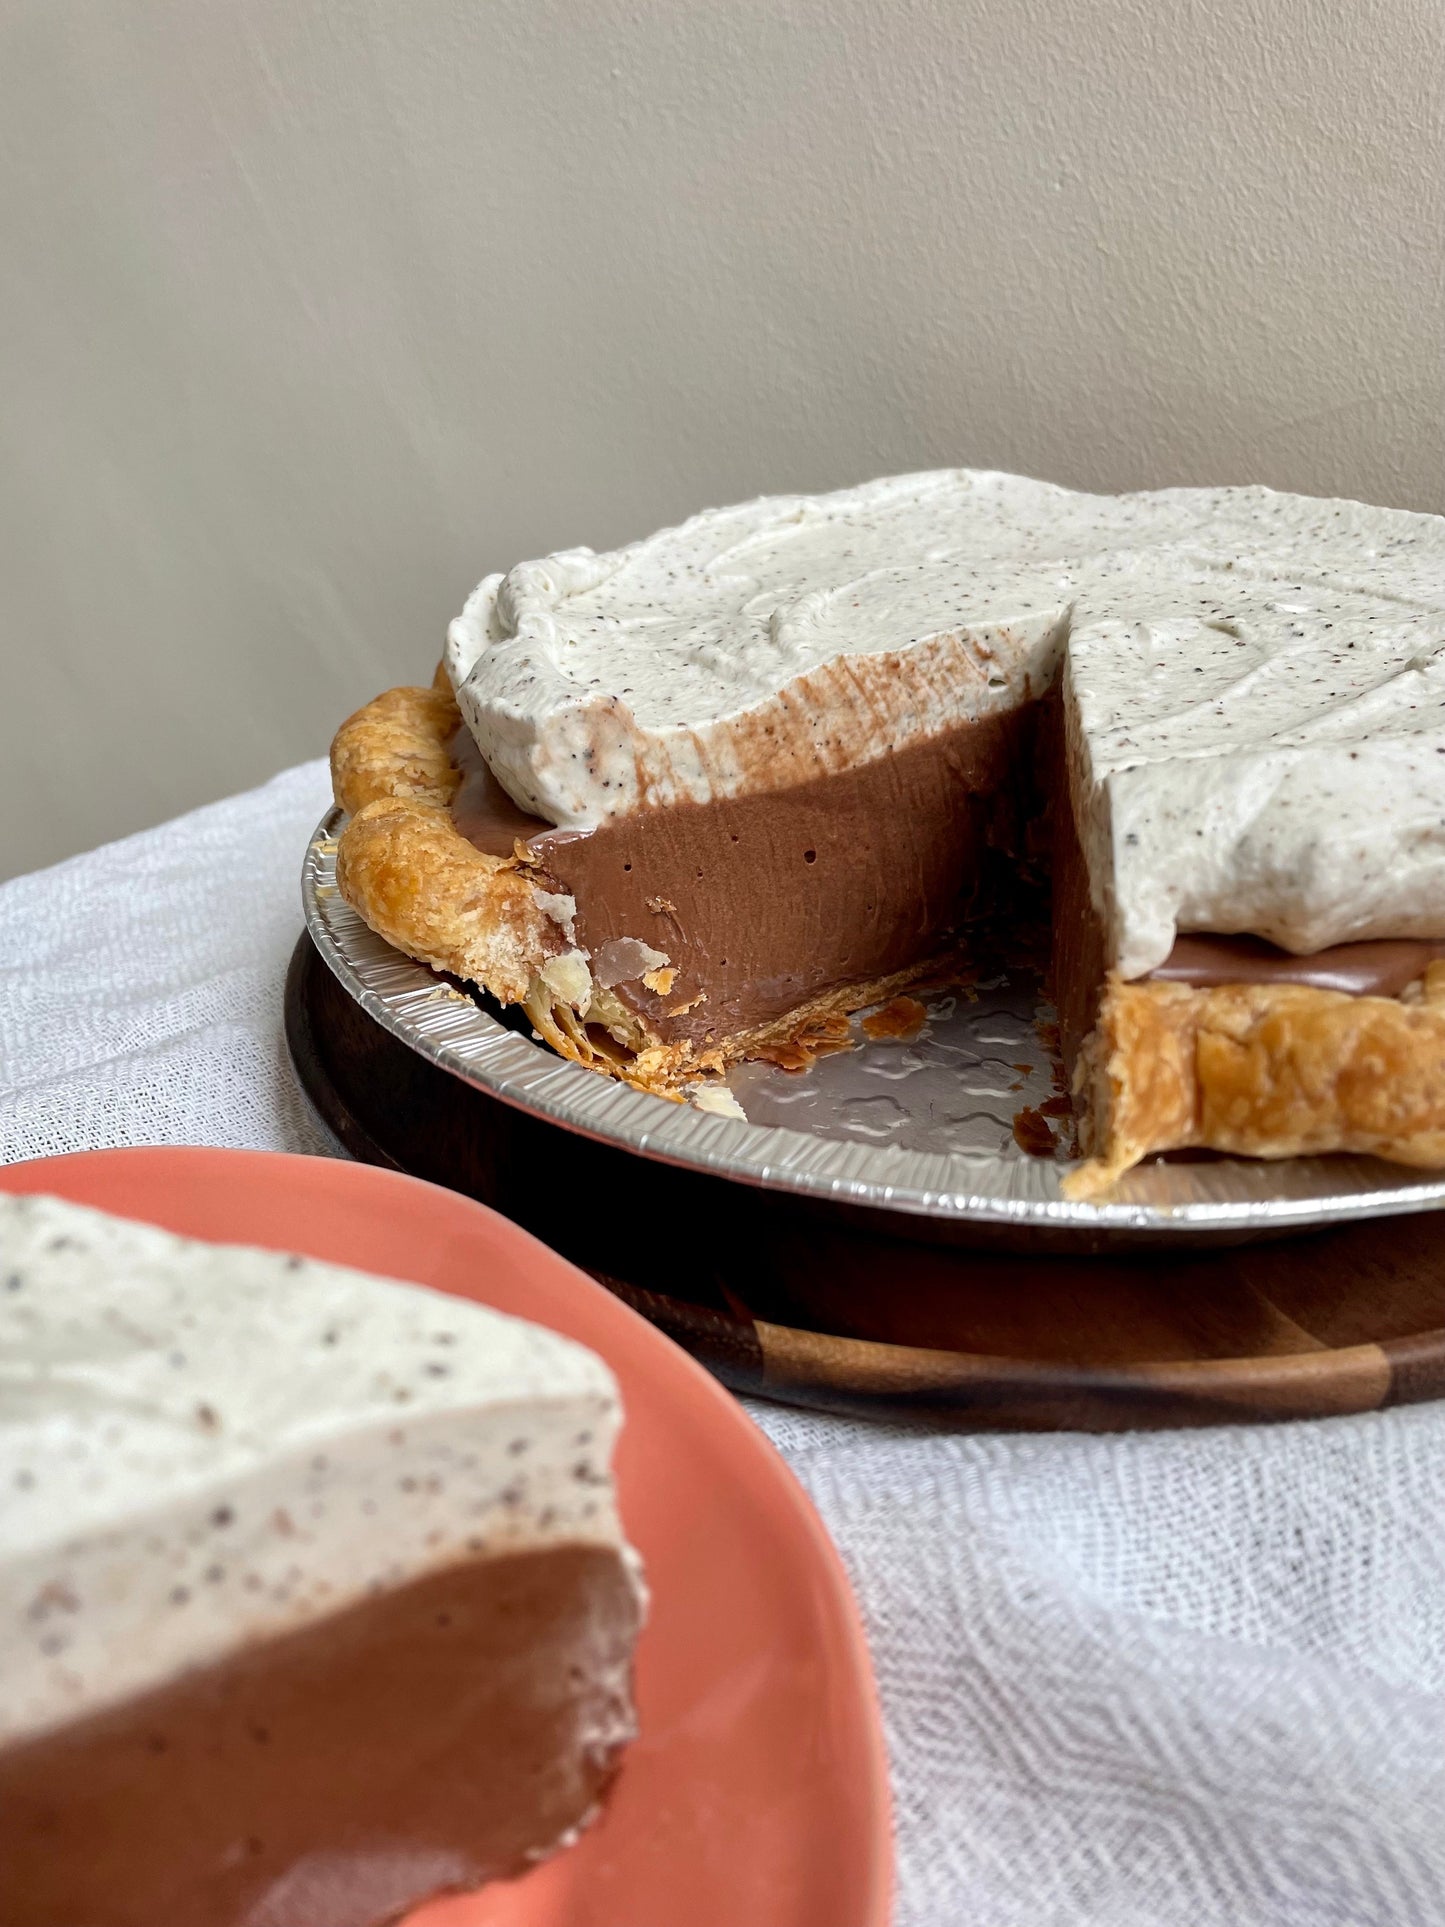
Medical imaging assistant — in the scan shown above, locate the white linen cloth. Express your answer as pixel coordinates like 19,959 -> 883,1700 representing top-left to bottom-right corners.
3,761 -> 1444,1927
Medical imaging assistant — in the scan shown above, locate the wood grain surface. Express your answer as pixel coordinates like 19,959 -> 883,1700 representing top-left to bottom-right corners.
286,934 -> 1445,1431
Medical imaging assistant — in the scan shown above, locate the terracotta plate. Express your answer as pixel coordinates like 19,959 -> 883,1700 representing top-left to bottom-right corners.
0,1148 -> 892,1927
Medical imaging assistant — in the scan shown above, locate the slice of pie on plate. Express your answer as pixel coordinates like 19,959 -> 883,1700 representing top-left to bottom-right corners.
0,1192 -> 643,1926
330,469 -> 1445,1195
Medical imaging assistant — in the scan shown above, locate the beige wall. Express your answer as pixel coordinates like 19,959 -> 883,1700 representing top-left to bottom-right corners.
3,0 -> 1442,878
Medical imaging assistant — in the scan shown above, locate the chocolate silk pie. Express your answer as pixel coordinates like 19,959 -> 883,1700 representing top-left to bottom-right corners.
331,469 -> 1445,1194
0,1194 -> 643,1927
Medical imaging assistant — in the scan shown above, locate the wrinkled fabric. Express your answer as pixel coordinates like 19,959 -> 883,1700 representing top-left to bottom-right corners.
3,762 -> 1443,1927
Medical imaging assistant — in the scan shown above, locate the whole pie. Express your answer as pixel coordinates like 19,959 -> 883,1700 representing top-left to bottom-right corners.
330,470 -> 1445,1195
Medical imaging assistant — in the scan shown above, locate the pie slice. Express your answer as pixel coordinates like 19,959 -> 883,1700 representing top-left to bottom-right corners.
0,1193 -> 643,1927
331,469 -> 1445,1192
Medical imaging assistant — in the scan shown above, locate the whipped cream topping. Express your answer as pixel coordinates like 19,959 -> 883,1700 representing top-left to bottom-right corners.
448,470 -> 1445,976
0,1193 -> 639,1746
446,471 -> 1071,825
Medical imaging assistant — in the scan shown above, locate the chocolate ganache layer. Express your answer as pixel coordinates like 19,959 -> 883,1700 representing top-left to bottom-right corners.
452,713 -> 1041,1048
1,1544 -> 639,1927
1145,933 -> 1445,998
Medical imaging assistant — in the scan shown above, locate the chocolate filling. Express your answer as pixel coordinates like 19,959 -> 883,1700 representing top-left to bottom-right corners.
1039,701 -> 1104,1071
454,716 -> 1445,1066
449,727 -> 548,857
1146,931 -> 1445,997
453,715 -> 1041,1047
0,1543 -> 639,1927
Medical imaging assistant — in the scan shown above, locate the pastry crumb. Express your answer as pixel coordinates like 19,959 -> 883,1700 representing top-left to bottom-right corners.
642,967 -> 677,996
1012,1107 -> 1057,1157
423,983 -> 471,1004
756,1013 -> 854,1072
537,951 -> 592,1012
691,1084 -> 747,1121
861,996 -> 928,1041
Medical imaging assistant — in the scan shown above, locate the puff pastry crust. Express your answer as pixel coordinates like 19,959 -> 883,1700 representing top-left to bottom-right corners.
332,677 -> 568,1009
1066,966 -> 1445,1195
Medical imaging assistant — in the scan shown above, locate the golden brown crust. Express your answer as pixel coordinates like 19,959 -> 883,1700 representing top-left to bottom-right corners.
1066,965 -> 1445,1196
331,684 -> 570,1009
335,796 -> 571,1007
331,683 -> 463,817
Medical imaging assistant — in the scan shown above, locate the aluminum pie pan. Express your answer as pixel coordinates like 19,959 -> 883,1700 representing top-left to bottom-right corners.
302,808 -> 1445,1240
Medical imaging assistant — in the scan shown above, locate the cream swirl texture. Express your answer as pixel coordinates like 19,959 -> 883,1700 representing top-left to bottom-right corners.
447,470 -> 1445,975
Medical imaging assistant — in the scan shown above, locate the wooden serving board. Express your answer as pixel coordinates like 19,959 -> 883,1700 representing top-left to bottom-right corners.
285,933 -> 1445,1432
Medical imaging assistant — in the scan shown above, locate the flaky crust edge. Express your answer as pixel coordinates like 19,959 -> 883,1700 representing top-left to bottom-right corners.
1065,966 -> 1445,1196
331,676 -> 570,1010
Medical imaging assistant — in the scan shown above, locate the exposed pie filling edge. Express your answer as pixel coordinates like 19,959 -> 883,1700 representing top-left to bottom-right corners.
330,669 -> 1445,1192
3,1545 -> 640,1927
335,671 -> 1010,1093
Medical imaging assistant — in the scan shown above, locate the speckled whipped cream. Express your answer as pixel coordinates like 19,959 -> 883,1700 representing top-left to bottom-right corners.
446,469 -> 1445,976
0,1193 -> 640,1747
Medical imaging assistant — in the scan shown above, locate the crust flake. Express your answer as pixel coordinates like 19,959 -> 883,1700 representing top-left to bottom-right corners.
1066,976 -> 1445,1196
331,683 -> 574,1010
